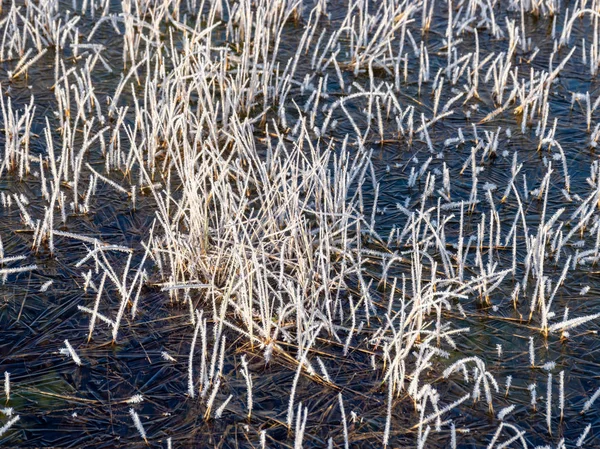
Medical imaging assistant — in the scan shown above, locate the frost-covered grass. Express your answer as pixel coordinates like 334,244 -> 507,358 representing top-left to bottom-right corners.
1,0 -> 600,447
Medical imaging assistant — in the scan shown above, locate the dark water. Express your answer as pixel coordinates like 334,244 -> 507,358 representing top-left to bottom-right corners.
1,0 -> 600,447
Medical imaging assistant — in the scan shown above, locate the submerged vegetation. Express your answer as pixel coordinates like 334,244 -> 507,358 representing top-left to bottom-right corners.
1,0 -> 600,447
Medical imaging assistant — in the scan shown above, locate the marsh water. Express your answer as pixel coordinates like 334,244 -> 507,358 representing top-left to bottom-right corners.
2,0 -> 600,447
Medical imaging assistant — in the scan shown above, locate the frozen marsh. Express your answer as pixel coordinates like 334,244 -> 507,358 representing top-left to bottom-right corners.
1,0 -> 600,447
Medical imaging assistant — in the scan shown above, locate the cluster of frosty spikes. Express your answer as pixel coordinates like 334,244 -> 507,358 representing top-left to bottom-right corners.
2,0 -> 600,447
